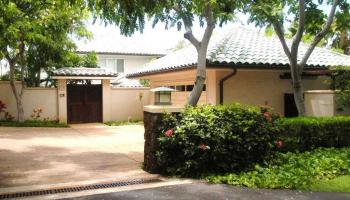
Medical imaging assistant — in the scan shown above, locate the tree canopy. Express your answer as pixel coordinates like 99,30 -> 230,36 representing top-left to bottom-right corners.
245,0 -> 342,115
89,0 -> 245,105
0,0 -> 92,121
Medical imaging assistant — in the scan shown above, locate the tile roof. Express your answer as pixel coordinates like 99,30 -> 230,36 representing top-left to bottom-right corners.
77,50 -> 165,57
111,75 -> 146,88
127,26 -> 350,78
52,67 -> 118,77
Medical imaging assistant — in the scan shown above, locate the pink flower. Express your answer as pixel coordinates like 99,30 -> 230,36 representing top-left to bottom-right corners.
199,144 -> 206,151
164,129 -> 174,137
276,140 -> 284,148
263,112 -> 272,122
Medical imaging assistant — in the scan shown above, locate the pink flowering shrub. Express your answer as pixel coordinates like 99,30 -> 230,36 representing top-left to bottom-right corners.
0,101 -> 6,113
164,129 -> 173,137
156,103 -> 280,176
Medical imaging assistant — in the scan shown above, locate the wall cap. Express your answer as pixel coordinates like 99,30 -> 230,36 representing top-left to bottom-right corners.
304,90 -> 335,94
0,81 -> 22,84
143,105 -> 183,113
111,87 -> 150,90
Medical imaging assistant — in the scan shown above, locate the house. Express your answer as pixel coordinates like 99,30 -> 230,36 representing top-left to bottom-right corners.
127,26 -> 350,116
76,50 -> 164,87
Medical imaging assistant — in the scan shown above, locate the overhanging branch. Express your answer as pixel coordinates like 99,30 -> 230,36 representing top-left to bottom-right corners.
272,22 -> 292,62
173,5 -> 200,50
299,0 -> 338,69
201,2 -> 214,50
291,0 -> 305,57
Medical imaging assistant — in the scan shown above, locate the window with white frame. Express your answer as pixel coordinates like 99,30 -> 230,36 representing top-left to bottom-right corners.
98,58 -> 124,73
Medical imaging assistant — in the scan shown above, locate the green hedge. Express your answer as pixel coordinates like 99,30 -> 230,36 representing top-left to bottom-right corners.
277,117 -> 350,152
156,104 -> 280,176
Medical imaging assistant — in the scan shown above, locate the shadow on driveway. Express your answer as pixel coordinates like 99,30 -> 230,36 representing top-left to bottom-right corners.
0,124 -> 148,188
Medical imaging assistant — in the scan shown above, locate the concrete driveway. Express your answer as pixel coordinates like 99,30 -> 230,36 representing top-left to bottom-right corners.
0,124 -> 149,189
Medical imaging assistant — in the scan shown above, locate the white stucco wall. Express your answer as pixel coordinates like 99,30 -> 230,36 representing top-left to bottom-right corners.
142,69 -> 331,115
0,81 -> 58,120
1,81 -> 150,123
304,90 -> 335,116
223,70 -> 330,115
110,88 -> 150,121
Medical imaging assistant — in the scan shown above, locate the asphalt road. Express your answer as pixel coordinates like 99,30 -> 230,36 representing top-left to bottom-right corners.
66,183 -> 350,200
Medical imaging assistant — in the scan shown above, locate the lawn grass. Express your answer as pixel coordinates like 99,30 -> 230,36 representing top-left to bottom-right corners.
104,120 -> 143,126
308,175 -> 350,193
0,120 -> 69,127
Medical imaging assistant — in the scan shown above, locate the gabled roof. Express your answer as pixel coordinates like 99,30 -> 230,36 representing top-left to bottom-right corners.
52,67 -> 118,77
111,75 -> 146,88
77,50 -> 166,57
127,26 -> 350,78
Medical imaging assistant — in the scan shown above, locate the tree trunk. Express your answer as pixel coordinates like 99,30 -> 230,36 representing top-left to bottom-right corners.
290,63 -> 306,116
292,78 -> 306,116
35,69 -> 41,87
9,62 -> 25,122
188,48 -> 207,106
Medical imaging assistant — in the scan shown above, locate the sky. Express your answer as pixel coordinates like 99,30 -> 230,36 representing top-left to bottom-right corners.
75,13 -> 251,54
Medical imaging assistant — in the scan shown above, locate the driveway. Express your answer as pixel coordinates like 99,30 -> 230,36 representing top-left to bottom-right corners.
0,124 -> 149,189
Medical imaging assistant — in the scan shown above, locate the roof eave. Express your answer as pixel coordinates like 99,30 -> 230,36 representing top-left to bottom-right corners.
76,50 -> 166,57
52,75 -> 117,80
126,63 -> 330,78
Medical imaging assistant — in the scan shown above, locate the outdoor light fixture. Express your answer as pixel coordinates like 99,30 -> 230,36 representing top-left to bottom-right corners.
150,86 -> 175,105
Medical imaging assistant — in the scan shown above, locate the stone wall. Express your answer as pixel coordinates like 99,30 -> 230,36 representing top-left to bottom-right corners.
143,111 -> 164,173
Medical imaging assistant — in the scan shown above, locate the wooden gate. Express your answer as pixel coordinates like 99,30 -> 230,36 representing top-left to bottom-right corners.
67,84 -> 102,123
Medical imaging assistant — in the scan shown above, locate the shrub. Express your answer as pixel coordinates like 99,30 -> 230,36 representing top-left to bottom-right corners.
155,104 -> 280,176
206,147 -> 350,190
331,68 -> 350,109
277,117 -> 350,152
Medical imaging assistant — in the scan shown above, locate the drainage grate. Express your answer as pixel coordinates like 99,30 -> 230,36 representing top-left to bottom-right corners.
0,178 -> 161,199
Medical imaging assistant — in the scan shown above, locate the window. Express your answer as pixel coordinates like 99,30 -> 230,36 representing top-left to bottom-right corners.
116,59 -> 124,73
174,84 -> 205,92
176,85 -> 186,91
98,59 -> 106,68
98,58 -> 124,73
186,85 -> 194,91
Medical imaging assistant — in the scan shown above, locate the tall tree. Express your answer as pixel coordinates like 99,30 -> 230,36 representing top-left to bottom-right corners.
0,0 -> 89,121
89,0 -> 242,106
247,0 -> 340,116
330,2 -> 350,54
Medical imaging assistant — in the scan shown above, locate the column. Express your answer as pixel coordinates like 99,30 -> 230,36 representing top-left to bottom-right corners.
206,70 -> 218,105
102,79 -> 111,122
57,79 -> 67,123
